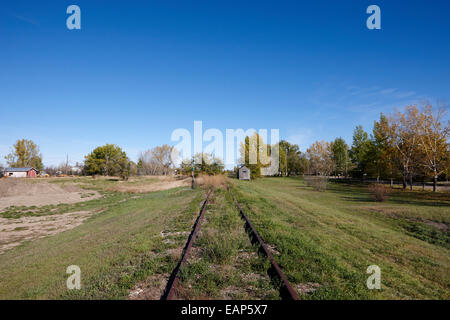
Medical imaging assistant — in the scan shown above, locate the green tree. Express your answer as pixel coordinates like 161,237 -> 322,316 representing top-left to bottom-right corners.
129,161 -> 138,176
331,137 -> 350,177
137,158 -> 144,175
180,153 -> 224,175
5,139 -> 43,171
278,140 -> 306,176
239,132 -> 270,178
370,113 -> 399,183
350,126 -> 371,178
84,144 -> 130,178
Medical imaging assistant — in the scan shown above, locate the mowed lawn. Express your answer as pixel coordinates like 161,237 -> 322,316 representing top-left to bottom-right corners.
0,186 -> 205,299
231,177 -> 449,299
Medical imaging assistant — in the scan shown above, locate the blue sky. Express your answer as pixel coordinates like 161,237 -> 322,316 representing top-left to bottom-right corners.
1,0 -> 449,166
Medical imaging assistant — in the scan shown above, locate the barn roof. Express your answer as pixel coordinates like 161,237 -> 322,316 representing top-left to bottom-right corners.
4,167 -> 36,172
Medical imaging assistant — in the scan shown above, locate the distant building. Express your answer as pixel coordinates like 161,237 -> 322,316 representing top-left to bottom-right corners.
238,165 -> 251,180
71,167 -> 82,175
3,167 -> 38,178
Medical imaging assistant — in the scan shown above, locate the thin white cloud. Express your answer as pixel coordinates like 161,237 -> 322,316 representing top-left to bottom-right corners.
395,91 -> 416,99
13,14 -> 40,26
380,88 -> 397,95
345,102 -> 380,113
347,86 -> 381,97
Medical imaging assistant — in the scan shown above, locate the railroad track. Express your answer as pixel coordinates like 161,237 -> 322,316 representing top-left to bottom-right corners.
228,188 -> 299,300
162,187 -> 298,300
162,189 -> 212,300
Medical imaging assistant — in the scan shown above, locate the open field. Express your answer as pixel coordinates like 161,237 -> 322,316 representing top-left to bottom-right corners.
0,176 -> 448,299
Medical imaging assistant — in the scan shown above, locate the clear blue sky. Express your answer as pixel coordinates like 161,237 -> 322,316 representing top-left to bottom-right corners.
1,0 -> 449,166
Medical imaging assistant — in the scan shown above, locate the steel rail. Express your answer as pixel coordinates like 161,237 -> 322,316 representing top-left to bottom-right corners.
162,189 -> 212,300
228,188 -> 299,300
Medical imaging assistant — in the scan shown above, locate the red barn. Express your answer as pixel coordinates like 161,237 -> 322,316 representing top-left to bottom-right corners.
3,167 -> 38,178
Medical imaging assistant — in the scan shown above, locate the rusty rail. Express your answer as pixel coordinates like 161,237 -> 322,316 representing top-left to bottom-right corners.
162,189 -> 212,300
228,188 -> 299,300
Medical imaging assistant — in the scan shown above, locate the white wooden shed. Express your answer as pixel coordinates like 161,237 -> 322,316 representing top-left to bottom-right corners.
238,165 -> 251,180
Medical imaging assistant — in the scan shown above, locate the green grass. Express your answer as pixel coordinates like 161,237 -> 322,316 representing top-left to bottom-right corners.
1,193 -> 129,219
1,176 -> 448,300
13,226 -> 28,231
0,186 -> 204,299
231,177 -> 449,299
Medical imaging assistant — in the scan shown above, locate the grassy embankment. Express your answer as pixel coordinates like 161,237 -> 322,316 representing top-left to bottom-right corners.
231,177 -> 449,299
0,177 -> 204,299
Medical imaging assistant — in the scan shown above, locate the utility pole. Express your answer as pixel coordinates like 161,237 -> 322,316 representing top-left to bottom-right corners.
345,149 -> 348,178
285,147 -> 288,177
191,158 -> 195,189
66,154 -> 69,175
105,155 -> 109,176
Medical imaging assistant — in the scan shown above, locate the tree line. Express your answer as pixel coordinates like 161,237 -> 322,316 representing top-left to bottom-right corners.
2,104 -> 448,191
237,104 -> 449,192
305,104 -> 449,192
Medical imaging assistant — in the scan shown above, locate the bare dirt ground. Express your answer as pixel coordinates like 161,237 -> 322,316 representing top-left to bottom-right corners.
129,273 -> 171,300
0,178 -> 100,210
128,247 -> 184,300
107,176 -> 191,193
0,210 -> 94,253
0,176 -> 191,255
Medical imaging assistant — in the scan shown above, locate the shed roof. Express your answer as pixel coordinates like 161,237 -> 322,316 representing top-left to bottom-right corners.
4,167 -> 35,172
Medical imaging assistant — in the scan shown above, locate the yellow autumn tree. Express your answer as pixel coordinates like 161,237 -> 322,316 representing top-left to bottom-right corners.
389,106 -> 421,190
306,140 -> 335,176
417,103 -> 450,192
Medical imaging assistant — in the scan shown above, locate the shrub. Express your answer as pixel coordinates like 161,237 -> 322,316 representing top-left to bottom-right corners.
304,176 -> 328,191
197,174 -> 228,189
368,184 -> 391,202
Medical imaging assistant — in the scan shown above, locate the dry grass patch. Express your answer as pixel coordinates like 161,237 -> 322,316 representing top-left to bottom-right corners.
128,273 -> 170,300
295,283 -> 321,295
196,174 -> 228,189
303,176 -> 328,191
106,176 -> 190,193
368,183 -> 392,202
